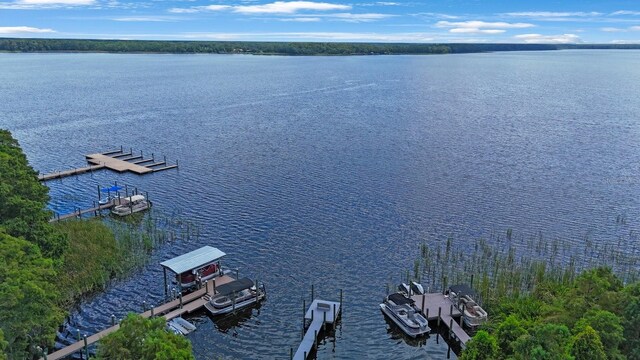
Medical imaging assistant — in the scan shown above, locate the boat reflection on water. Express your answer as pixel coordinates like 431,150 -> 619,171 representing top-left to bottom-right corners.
207,304 -> 263,334
381,314 -> 428,347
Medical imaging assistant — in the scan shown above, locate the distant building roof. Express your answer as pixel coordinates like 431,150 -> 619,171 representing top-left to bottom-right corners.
160,246 -> 226,274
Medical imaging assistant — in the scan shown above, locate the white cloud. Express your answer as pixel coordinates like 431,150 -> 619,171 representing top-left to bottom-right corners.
170,1 -> 350,15
503,11 -> 602,18
601,27 -> 626,32
611,39 -> 640,44
436,21 -> 533,35
0,26 -> 55,33
449,28 -> 505,34
436,21 -> 535,29
277,17 -> 321,22
18,0 -> 94,3
611,10 -> 640,16
112,16 -> 179,22
328,12 -> 393,22
234,1 -> 350,14
514,33 -> 581,44
631,26 -> 640,31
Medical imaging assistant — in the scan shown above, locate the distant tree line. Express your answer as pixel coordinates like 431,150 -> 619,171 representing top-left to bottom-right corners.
2,38 -> 637,55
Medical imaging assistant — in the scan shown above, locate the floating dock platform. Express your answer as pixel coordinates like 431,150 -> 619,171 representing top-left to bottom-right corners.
411,293 -> 470,346
294,299 -> 342,360
38,147 -> 178,182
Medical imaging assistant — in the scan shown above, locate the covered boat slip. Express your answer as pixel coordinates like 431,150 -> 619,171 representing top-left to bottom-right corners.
160,246 -> 227,294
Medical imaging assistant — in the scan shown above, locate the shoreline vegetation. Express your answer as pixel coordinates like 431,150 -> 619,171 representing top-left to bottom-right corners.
1,38 -> 640,55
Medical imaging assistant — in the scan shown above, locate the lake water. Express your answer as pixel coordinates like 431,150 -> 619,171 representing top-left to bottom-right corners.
1,50 -> 640,359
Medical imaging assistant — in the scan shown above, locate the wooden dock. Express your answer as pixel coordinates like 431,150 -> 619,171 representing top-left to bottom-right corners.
43,275 -> 234,360
411,293 -> 471,346
38,147 -> 178,182
294,299 -> 341,360
49,200 -> 117,223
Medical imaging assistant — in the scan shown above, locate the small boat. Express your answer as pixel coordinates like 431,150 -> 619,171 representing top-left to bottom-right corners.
111,194 -> 151,216
204,277 -> 266,316
98,194 -> 120,206
397,281 -> 425,297
379,293 -> 430,337
166,317 -> 197,335
446,284 -> 487,328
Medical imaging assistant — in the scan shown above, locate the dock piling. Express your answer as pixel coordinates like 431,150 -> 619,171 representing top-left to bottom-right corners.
151,307 -> 154,317
302,299 -> 306,339
311,284 -> 314,301
438,307 -> 442,326
143,301 -> 147,312
111,315 -> 115,326
290,348 -> 293,360
83,335 -> 89,360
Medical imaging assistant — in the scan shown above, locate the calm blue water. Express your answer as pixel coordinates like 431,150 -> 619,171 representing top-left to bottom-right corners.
1,50 -> 640,359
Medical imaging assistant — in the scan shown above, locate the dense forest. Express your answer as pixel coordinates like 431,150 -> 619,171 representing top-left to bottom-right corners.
1,38 -> 639,55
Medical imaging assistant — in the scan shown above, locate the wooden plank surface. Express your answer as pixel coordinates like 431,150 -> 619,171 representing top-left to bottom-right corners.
38,164 -> 105,181
86,153 -> 154,174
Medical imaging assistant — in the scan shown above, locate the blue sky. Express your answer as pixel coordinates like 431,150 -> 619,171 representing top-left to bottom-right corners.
1,0 -> 640,43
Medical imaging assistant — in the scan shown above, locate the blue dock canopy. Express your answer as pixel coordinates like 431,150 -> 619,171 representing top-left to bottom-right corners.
160,246 -> 226,274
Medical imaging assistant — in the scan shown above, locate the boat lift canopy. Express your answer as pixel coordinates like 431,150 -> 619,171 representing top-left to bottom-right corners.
160,246 -> 226,295
214,278 -> 254,296
161,246 -> 226,275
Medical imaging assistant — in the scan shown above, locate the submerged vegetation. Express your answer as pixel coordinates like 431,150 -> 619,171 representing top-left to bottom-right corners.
2,38 -> 640,55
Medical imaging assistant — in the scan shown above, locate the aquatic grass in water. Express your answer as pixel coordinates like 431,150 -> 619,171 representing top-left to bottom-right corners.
413,228 -> 640,309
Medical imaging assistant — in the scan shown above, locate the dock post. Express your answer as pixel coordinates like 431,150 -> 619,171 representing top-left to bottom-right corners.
314,329 -> 317,349
143,301 -> 147,312
125,185 -> 129,198
426,308 -> 429,320
438,307 -> 442,326
290,347 -> 293,360
443,276 -> 447,294
163,268 -> 168,298
93,201 -> 97,217
205,280 -> 209,294
333,304 -> 336,329
179,293 -> 183,309
255,279 -> 259,301
340,289 -> 343,306
176,159 -> 179,168
304,351 -> 307,359
98,185 -> 101,202
83,334 -> 89,360
323,310 -> 326,331
311,284 -> 314,301
213,281 -> 216,294
447,343 -> 451,359
470,274 -> 474,289
450,304 -> 453,316
164,155 -> 167,164
130,147 -> 133,155
449,319 -> 453,338
76,329 -> 80,342
302,299 -> 306,339
151,307 -> 154,317
152,152 -> 155,161
111,314 -> 115,326
236,268 -> 239,279
120,145 -> 123,153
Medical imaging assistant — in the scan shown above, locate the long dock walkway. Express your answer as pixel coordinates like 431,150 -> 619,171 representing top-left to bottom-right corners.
38,147 -> 178,182
44,275 -> 234,360
49,200 -> 116,223
411,293 -> 470,346
294,299 -> 341,360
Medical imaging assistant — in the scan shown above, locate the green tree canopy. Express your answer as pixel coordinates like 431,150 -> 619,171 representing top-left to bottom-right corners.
571,325 -> 606,360
460,330 -> 499,360
496,315 -> 528,358
0,129 -> 67,258
512,323 -> 573,360
96,314 -> 194,360
574,310 -> 625,360
0,231 -> 63,359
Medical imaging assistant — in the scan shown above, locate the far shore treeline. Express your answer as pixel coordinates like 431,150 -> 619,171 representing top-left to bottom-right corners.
1,38 -> 640,55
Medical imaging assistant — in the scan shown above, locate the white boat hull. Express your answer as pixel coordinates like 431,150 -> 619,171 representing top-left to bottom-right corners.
204,293 -> 265,315
379,303 -> 430,338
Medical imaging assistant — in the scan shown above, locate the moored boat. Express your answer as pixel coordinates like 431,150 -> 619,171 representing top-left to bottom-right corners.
166,317 -> 197,335
379,293 -> 430,337
111,194 -> 151,216
446,284 -> 488,328
204,277 -> 266,316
